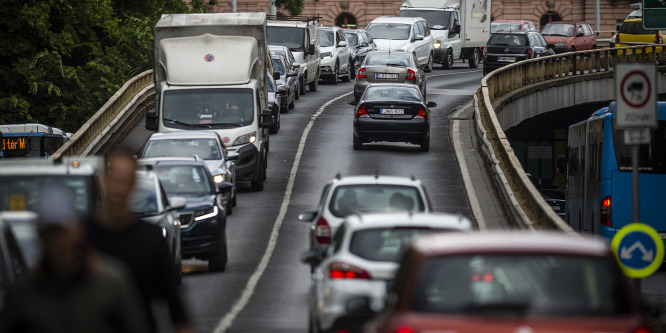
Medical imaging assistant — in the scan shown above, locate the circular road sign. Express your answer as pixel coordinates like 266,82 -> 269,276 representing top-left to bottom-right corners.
611,223 -> 664,278
620,70 -> 652,108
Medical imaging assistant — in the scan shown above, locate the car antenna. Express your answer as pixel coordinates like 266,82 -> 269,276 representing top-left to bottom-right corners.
410,174 -> 416,181
335,172 -> 341,180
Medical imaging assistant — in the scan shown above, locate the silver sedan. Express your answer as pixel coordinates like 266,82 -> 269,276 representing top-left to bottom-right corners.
354,51 -> 427,101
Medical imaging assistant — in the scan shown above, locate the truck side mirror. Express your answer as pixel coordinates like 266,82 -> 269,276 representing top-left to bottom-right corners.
146,109 -> 158,131
273,72 -> 281,80
308,44 -> 316,55
260,109 -> 274,128
451,24 -> 461,36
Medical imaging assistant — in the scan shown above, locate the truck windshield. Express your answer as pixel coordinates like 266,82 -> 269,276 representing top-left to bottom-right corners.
267,26 -> 305,51
399,10 -> 451,30
162,88 -> 254,129
366,23 -> 412,40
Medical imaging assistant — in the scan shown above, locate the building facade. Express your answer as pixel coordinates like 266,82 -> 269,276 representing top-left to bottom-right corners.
208,0 -> 633,33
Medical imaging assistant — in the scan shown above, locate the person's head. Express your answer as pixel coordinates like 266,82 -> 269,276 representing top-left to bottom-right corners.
104,149 -> 138,212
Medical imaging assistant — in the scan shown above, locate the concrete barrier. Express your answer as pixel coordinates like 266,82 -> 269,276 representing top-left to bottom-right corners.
476,45 -> 666,232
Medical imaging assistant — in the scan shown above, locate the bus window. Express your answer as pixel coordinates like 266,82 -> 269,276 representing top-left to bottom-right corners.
612,121 -> 666,174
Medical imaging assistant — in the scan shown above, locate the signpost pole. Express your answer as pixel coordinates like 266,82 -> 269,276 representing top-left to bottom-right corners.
631,144 -> 642,293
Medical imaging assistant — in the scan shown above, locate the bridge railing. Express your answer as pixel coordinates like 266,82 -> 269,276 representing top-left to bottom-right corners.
477,45 -> 666,233
52,70 -> 154,159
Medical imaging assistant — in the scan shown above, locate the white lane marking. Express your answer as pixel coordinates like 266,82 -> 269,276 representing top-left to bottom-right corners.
214,91 -> 354,333
426,69 -> 482,78
451,101 -> 487,230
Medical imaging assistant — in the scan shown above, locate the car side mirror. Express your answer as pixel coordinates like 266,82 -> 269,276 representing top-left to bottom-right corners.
292,63 -> 301,69
287,71 -> 298,77
298,212 -> 316,222
451,24 -> 460,36
301,249 -> 322,266
361,42 -> 369,47
146,109 -> 158,131
308,44 -> 316,55
347,100 -> 358,106
168,196 -> 187,211
217,181 -> 233,194
227,151 -> 239,161
427,101 -> 437,108
415,34 -> 424,41
577,32 -> 584,37
273,72 -> 281,80
277,87 -> 287,95
260,109 -> 274,128
338,40 -> 348,47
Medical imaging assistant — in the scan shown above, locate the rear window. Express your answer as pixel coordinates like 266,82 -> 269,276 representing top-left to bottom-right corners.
365,54 -> 411,67
350,227 -> 451,262
619,21 -> 655,35
345,33 -> 358,46
364,86 -> 421,102
328,184 -> 425,217
491,23 -> 525,33
143,139 -> 222,161
153,165 -> 213,195
487,34 -> 528,46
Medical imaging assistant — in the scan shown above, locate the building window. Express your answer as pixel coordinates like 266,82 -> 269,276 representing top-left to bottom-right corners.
540,12 -> 562,30
335,13 -> 357,28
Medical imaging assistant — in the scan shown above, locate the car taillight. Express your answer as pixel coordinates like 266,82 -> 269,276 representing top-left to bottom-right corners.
315,217 -> 331,244
472,273 -> 494,282
633,326 -> 652,333
414,106 -> 427,119
601,195 -> 612,226
329,262 -> 371,279
527,47 -> 534,57
655,34 -> 663,44
483,46 -> 488,55
407,69 -> 416,80
356,105 -> 369,118
394,327 -> 415,333
358,67 -> 367,78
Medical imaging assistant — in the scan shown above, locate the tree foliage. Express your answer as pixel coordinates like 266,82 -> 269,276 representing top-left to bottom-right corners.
0,0 -> 210,132
274,0 -> 305,16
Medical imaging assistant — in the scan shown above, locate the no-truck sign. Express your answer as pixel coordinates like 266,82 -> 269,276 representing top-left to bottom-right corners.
615,63 -> 658,129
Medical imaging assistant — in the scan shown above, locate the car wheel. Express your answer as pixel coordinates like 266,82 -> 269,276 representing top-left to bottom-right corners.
288,93 -> 295,109
426,52 -> 434,72
442,49 -> 453,70
232,187 -> 237,207
300,76 -> 307,95
226,198 -> 233,215
353,135 -> 362,150
468,48 -> 480,68
349,58 -> 356,79
308,69 -> 319,92
175,258 -> 182,285
208,227 -> 228,272
332,63 -> 339,85
420,137 -> 430,152
269,114 -> 279,134
592,44 -> 597,49
295,84 -> 300,100
251,159 -> 264,191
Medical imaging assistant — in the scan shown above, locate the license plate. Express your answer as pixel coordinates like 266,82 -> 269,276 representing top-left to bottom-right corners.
498,57 -> 516,62
376,73 -> 398,79
660,233 -> 666,240
380,109 -> 404,115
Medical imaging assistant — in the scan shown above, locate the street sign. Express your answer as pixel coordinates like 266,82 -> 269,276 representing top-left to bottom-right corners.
623,128 -> 651,145
643,0 -> 666,30
611,223 -> 664,278
615,63 -> 658,129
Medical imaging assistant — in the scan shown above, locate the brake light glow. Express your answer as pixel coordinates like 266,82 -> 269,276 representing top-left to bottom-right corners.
329,262 -> 371,280
633,326 -> 652,333
655,34 -> 663,44
472,273 -> 494,282
601,195 -> 612,226
358,67 -> 367,78
407,69 -> 416,80
483,46 -> 487,55
356,105 -> 369,118
527,47 -> 534,57
414,106 -> 428,119
394,327 -> 415,333
315,217 -> 331,244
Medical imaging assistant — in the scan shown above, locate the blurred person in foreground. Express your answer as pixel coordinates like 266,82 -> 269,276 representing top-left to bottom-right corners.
88,150 -> 193,333
0,185 -> 149,333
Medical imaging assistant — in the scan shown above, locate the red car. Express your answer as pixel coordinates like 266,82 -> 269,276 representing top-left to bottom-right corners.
361,231 -> 649,333
541,21 -> 597,53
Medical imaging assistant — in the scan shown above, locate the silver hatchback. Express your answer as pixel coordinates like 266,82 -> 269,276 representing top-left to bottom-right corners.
354,51 -> 426,101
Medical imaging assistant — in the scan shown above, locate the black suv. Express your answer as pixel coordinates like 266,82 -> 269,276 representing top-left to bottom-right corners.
483,31 -> 555,75
139,158 -> 229,272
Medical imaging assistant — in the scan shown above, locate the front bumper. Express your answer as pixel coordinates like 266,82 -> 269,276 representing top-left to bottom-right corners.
179,209 -> 224,259
354,118 -> 429,143
229,143 -> 260,181
433,47 -> 447,62
320,57 -> 337,77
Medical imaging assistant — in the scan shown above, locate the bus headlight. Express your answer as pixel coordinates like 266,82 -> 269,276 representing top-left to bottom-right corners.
233,132 -> 257,146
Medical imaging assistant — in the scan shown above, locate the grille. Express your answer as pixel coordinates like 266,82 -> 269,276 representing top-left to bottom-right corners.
179,213 -> 194,227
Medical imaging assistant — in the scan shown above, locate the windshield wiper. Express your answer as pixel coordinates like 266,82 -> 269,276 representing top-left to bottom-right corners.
163,118 -> 195,128
212,123 -> 244,128
386,63 -> 406,67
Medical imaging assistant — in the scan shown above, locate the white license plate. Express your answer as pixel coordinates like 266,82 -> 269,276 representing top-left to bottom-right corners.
376,73 -> 398,79
380,108 -> 404,115
498,57 -> 516,62
660,233 -> 666,240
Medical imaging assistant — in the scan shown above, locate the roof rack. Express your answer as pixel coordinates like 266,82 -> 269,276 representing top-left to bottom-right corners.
267,15 -> 322,24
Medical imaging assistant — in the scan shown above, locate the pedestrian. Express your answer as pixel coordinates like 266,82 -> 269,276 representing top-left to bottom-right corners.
0,184 -> 149,333
88,150 -> 193,333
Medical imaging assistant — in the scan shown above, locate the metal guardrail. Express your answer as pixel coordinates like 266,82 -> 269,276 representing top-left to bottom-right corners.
476,45 -> 666,233
52,70 -> 154,159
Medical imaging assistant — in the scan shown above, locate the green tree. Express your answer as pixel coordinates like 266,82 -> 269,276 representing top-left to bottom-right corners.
274,0 -> 305,16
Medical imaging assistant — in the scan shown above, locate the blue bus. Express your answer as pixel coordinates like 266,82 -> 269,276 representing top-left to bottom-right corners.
0,124 -> 70,159
566,101 -> 666,244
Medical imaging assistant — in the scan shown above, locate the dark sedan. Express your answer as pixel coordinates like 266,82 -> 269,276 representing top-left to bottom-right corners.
271,55 -> 298,112
482,31 -> 554,75
350,83 -> 435,152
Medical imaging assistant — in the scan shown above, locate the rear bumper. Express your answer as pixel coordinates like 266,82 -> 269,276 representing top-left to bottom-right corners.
316,280 -> 386,332
354,118 -> 429,143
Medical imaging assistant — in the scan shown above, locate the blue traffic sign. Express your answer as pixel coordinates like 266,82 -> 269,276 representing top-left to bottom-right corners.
611,223 -> 664,278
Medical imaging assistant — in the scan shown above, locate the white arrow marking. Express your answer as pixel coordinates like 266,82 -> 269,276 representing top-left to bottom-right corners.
620,241 -> 654,262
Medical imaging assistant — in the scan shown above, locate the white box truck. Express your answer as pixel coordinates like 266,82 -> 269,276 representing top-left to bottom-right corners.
146,12 -> 273,191
399,0 -> 490,69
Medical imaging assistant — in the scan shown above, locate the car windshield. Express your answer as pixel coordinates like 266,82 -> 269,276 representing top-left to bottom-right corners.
162,88 -> 254,129
367,23 -> 412,40
267,26 -> 306,51
153,165 -> 213,195
129,176 -> 161,215
618,21 -> 657,35
0,176 -> 91,217
491,23 -> 524,33
345,33 -> 358,46
487,34 -> 528,46
350,227 -> 452,262
328,184 -> 424,217
364,86 -> 421,102
412,254 -> 631,316
143,138 -> 222,161
541,23 -> 575,37
399,10 -> 451,29
365,54 -> 411,67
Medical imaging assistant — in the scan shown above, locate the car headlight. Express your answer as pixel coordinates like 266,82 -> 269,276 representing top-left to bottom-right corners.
320,52 -> 332,59
213,174 -> 225,183
233,131 -> 257,146
433,38 -> 442,49
277,84 -> 287,91
194,206 -> 218,221
555,43 -> 568,47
